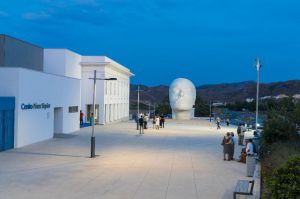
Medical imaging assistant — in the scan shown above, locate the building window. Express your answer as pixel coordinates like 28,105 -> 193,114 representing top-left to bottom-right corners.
69,106 -> 78,113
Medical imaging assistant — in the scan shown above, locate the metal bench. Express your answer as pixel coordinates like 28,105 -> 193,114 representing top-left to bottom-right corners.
233,180 -> 255,199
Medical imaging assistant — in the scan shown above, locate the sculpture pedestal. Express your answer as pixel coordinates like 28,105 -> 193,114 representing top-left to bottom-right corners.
172,109 -> 194,120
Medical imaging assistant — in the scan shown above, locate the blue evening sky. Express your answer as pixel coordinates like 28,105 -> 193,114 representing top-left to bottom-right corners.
0,0 -> 299,86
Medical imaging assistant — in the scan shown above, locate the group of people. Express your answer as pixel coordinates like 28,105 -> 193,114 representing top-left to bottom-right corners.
137,113 -> 165,134
221,123 -> 260,164
137,114 -> 147,134
216,117 -> 231,130
221,132 -> 235,161
221,130 -> 259,163
80,110 -> 95,126
152,115 -> 165,129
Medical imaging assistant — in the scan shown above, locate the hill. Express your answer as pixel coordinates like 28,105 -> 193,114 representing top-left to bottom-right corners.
130,80 -> 300,106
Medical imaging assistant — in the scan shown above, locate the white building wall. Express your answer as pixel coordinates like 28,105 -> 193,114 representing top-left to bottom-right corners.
44,49 -> 82,79
81,67 -> 105,124
81,56 -> 133,125
0,67 -> 80,148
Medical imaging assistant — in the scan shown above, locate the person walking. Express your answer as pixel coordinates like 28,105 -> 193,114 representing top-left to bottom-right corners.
155,116 -> 160,130
139,116 -> 144,134
152,116 -> 155,129
216,117 -> 221,129
80,110 -> 84,125
226,118 -> 230,126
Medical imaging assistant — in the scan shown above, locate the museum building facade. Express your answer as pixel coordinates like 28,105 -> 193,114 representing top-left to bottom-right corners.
0,34 -> 133,151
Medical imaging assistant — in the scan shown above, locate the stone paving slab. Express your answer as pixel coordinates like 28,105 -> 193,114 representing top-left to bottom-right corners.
0,119 -> 252,199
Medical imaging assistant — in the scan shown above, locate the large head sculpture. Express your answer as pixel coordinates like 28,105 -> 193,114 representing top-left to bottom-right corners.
169,78 -> 196,120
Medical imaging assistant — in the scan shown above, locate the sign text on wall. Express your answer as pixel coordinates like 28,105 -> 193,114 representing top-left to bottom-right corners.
21,103 -> 51,110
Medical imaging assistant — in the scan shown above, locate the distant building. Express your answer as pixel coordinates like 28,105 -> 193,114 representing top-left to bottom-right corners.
275,94 -> 288,100
293,94 -> 300,100
246,98 -> 254,103
260,96 -> 272,100
212,102 -> 226,107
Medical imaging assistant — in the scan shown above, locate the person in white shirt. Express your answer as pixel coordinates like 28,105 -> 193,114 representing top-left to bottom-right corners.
246,138 -> 256,177
155,116 -> 160,130
246,139 -> 254,155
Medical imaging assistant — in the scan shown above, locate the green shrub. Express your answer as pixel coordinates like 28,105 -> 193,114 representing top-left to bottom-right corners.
269,156 -> 300,199
262,114 -> 298,144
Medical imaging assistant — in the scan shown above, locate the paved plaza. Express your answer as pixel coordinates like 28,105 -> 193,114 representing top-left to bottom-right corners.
0,119 -> 251,199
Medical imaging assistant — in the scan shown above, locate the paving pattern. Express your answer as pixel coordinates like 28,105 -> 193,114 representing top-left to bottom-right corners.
0,119 -> 251,199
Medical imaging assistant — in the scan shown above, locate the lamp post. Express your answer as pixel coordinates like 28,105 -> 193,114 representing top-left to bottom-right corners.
89,70 -> 117,158
209,101 -> 212,122
255,58 -> 261,131
137,85 -> 140,119
148,101 -> 151,116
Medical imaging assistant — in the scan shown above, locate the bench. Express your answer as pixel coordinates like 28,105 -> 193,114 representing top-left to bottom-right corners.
233,180 -> 255,199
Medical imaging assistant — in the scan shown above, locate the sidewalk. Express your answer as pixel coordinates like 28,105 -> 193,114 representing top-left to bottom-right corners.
0,119 -> 251,199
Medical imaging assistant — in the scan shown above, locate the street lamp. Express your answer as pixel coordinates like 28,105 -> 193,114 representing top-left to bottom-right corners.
148,101 -> 151,116
255,58 -> 261,131
89,70 -> 117,158
209,101 -> 212,122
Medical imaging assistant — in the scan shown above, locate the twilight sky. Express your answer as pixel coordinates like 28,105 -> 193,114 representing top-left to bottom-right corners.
0,0 -> 299,86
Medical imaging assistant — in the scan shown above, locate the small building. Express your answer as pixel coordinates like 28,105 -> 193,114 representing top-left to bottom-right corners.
245,98 -> 254,103
293,94 -> 300,100
275,94 -> 288,100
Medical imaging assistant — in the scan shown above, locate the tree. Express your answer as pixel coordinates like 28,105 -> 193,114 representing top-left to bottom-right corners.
262,113 -> 298,144
156,103 -> 171,115
292,102 -> 300,130
194,96 -> 210,117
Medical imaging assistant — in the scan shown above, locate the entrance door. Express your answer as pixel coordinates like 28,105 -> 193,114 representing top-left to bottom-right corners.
86,104 -> 99,124
0,97 -> 15,152
54,107 -> 63,134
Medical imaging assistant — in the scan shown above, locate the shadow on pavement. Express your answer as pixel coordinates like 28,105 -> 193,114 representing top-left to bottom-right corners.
6,151 -> 87,158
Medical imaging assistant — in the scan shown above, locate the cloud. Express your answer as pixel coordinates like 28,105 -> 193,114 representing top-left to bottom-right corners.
75,0 -> 98,6
22,11 -> 50,21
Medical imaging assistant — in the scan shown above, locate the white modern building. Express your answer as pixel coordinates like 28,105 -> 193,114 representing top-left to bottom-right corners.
0,35 -> 133,150
81,56 -> 133,124
0,67 -> 81,148
44,50 -> 134,125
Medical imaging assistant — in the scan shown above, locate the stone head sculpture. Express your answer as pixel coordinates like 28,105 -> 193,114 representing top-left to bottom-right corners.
169,78 -> 196,120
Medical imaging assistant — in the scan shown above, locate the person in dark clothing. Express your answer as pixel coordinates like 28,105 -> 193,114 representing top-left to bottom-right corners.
139,116 -> 144,134
221,132 -> 232,161
80,110 -> 84,125
230,132 -> 235,160
226,118 -> 230,126
161,115 -> 165,128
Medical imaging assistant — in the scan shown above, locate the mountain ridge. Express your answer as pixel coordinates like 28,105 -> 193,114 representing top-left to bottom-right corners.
130,80 -> 300,105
